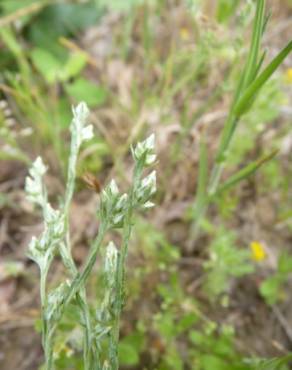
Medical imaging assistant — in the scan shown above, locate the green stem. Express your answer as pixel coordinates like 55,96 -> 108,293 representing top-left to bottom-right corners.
59,222 -> 108,320
109,164 -> 143,370
40,268 -> 54,370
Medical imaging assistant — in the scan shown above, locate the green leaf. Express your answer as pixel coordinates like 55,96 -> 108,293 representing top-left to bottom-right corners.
278,253 -> 292,274
118,342 -> 139,366
201,355 -> 228,370
242,0 -> 266,88
234,41 -> 292,116
27,3 -> 102,58
260,276 -> 283,305
59,52 -> 87,82
65,78 -> 108,107
246,354 -> 292,370
98,0 -> 145,11
31,47 -> 62,83
216,149 -> 278,194
216,0 -> 240,24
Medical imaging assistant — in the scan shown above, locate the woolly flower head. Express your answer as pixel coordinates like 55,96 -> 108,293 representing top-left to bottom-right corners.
71,102 -> 94,148
100,180 -> 129,227
104,241 -> 118,286
25,156 -> 47,205
135,170 -> 156,208
132,133 -> 156,166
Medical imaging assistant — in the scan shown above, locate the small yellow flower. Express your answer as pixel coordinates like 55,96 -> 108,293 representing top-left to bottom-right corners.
285,68 -> 292,83
250,241 -> 266,262
180,27 -> 190,41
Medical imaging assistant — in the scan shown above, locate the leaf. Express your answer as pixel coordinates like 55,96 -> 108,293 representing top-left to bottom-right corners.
31,48 -> 62,83
98,0 -> 145,11
246,354 -> 292,370
241,0 -> 266,88
65,78 -> 108,107
260,276 -> 283,305
27,2 -> 102,58
59,52 -> 87,82
118,342 -> 139,366
278,253 -> 292,274
216,149 -> 278,194
234,41 -> 292,117
201,355 -> 228,370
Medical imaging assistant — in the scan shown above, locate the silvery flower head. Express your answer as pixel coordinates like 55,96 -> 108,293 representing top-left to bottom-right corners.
132,133 -> 156,166
25,156 -> 47,205
71,102 -> 94,148
100,180 -> 128,227
104,241 -> 118,286
27,236 -> 44,269
45,281 -> 70,322
136,170 -> 156,207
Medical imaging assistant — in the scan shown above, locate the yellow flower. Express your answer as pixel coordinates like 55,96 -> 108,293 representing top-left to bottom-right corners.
250,241 -> 266,262
285,68 -> 292,83
180,27 -> 190,41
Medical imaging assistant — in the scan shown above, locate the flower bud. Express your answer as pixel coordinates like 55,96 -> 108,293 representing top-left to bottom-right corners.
132,133 -> 156,166
104,241 -> 118,286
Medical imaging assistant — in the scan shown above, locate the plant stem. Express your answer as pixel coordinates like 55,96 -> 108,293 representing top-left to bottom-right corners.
109,164 -> 143,370
59,222 -> 108,321
40,268 -> 54,370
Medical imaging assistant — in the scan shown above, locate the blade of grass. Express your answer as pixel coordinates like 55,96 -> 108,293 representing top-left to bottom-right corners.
215,149 -> 278,195
242,0 -> 265,87
234,40 -> 292,117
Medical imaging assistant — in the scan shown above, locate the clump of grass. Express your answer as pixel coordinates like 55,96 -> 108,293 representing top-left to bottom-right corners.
25,102 -> 156,370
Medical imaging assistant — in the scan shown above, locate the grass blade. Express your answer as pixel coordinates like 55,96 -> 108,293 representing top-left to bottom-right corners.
234,40 -> 292,117
216,149 -> 278,194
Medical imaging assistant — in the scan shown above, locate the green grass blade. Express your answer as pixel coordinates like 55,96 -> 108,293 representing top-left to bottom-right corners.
242,0 -> 266,88
215,149 -> 278,194
234,40 -> 292,117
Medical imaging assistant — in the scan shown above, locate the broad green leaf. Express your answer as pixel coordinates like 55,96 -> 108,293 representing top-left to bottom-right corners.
65,78 -> 107,107
118,342 -> 139,366
31,48 -> 62,83
27,3 -> 102,58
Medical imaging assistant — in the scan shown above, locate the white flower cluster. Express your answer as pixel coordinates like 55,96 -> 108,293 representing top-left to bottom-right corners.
135,170 -> 156,209
71,102 -> 94,148
45,281 -> 70,322
104,241 -> 118,287
131,133 -> 156,166
25,157 -> 64,271
100,180 -> 128,228
25,156 -> 47,206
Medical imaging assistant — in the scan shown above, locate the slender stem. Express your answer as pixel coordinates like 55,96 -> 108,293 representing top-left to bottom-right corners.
40,268 -> 54,370
109,164 -> 143,370
62,144 -> 96,370
59,222 -> 108,320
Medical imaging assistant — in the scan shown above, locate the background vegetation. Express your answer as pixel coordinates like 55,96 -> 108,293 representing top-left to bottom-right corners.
0,0 -> 291,369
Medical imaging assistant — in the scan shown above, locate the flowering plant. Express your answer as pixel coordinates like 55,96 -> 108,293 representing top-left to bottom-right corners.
25,102 -> 156,370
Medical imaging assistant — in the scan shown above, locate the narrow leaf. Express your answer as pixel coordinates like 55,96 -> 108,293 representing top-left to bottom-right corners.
216,149 -> 278,194
234,40 -> 292,117
242,0 -> 266,88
